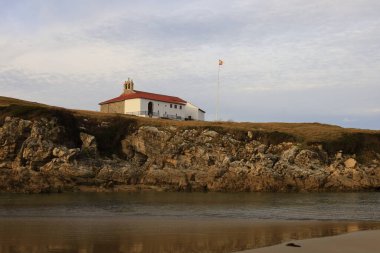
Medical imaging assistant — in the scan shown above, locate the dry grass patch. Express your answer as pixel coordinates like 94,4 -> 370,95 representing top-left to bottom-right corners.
1,96 -> 380,162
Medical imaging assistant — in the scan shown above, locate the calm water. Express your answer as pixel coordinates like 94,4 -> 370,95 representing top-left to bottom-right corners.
0,192 -> 379,253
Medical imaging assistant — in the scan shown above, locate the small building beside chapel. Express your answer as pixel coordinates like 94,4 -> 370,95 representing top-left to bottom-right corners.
99,79 -> 205,121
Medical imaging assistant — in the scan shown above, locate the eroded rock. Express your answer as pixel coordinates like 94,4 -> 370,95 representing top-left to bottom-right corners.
344,158 -> 357,168
80,132 -> 97,156
0,117 -> 379,193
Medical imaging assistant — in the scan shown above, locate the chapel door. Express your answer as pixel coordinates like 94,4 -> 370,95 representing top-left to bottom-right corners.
148,102 -> 153,117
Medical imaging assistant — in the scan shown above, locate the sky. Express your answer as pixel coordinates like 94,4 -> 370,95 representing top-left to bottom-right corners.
0,0 -> 379,129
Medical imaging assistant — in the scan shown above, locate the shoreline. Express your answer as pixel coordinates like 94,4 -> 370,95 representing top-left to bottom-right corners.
239,229 -> 380,253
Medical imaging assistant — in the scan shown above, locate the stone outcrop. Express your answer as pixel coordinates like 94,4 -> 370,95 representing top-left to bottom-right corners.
0,116 -> 379,193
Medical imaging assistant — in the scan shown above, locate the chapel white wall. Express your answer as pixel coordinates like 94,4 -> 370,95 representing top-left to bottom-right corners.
185,103 -> 201,120
123,98 -> 204,120
140,99 -> 185,118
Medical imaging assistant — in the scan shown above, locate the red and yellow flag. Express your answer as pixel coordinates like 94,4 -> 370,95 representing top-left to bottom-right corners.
219,59 -> 224,66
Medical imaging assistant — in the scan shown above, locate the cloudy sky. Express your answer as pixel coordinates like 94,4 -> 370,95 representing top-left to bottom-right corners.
1,0 -> 379,129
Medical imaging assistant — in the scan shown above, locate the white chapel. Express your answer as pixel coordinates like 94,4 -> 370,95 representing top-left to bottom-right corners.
99,79 -> 205,121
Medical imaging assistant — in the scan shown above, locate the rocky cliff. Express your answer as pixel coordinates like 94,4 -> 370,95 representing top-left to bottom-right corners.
1,108 -> 380,193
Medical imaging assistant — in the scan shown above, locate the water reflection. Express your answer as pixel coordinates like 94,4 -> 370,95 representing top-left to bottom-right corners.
0,217 -> 379,253
1,192 -> 380,253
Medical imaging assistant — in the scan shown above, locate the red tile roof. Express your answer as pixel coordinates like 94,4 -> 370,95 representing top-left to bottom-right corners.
99,90 -> 187,105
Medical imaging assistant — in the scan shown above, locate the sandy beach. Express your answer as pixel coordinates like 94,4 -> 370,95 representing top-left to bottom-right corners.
239,229 -> 380,253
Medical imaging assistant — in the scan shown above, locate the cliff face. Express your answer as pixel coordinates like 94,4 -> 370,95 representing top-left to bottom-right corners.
1,115 -> 379,193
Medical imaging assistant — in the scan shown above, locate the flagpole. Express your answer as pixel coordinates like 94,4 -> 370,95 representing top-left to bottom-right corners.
216,63 -> 220,121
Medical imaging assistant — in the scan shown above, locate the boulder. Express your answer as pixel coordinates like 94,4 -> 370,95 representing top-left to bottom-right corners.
294,150 -> 322,169
202,130 -> 218,138
80,132 -> 98,156
52,147 -> 79,162
344,158 -> 357,169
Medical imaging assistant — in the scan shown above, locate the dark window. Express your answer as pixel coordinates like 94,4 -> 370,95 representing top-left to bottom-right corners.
174,105 -> 177,109
148,102 -> 153,117
180,106 -> 182,109
170,104 -> 172,108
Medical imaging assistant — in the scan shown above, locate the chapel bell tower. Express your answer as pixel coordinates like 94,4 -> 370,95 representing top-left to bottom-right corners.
123,78 -> 135,94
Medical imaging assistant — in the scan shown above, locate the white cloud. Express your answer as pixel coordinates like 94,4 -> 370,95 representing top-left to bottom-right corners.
0,0 -> 379,129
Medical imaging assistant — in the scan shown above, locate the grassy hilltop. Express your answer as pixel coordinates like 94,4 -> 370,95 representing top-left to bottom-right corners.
1,96 -> 380,162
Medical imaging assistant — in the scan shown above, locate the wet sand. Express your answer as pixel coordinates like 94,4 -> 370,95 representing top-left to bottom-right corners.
0,217 -> 379,253
240,229 -> 380,253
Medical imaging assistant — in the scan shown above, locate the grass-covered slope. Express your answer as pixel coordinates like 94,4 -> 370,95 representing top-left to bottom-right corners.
1,96 -> 380,162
